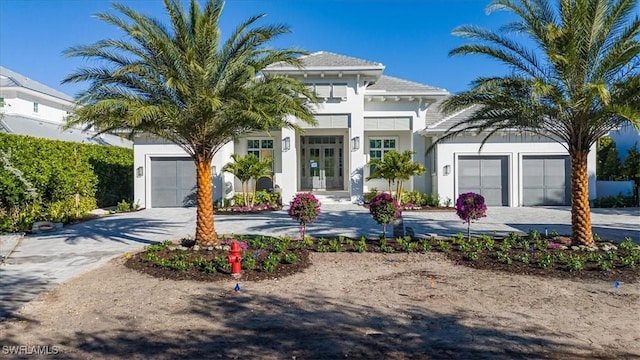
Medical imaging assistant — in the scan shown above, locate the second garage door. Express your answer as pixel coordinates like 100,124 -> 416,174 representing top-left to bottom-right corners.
458,156 -> 509,206
150,157 -> 196,208
522,155 -> 570,206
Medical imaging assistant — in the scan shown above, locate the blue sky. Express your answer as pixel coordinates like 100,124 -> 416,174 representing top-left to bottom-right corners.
0,0 -> 519,97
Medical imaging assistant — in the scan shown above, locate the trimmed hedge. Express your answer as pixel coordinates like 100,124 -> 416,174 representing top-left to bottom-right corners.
0,133 -> 133,232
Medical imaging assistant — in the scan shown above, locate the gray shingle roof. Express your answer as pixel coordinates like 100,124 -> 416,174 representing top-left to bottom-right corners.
266,51 -> 384,69
0,114 -> 132,148
422,105 -> 482,133
366,75 -> 447,94
0,66 -> 74,102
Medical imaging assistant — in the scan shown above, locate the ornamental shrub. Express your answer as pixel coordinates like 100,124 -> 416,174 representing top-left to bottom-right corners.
455,192 -> 487,241
288,192 -> 321,239
369,192 -> 401,239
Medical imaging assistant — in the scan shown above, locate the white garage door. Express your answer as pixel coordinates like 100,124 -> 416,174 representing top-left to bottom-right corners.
458,156 -> 509,206
150,157 -> 196,208
522,156 -> 570,206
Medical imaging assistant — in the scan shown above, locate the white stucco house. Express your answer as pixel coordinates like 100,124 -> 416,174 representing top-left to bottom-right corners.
0,66 -> 130,147
132,52 -> 597,208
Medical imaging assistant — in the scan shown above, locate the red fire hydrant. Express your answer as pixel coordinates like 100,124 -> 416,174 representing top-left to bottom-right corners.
227,241 -> 242,276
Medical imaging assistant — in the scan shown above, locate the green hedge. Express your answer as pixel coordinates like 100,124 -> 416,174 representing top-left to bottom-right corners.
0,133 -> 133,232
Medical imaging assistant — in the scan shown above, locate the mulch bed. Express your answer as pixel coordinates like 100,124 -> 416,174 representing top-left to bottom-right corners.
125,247 -> 311,282
125,235 -> 640,284
444,250 -> 639,283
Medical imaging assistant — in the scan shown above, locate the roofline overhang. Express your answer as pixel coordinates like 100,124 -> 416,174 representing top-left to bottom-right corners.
263,66 -> 384,78
0,86 -> 75,106
365,91 -> 449,99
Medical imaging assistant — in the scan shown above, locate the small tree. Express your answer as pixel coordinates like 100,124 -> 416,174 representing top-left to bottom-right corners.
288,193 -> 321,239
248,156 -> 273,207
367,150 -> 426,201
455,192 -> 487,242
369,192 -> 401,239
223,154 -> 257,206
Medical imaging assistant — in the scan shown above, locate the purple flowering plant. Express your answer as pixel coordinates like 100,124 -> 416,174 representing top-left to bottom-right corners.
455,192 -> 487,241
369,192 -> 401,239
288,192 -> 321,238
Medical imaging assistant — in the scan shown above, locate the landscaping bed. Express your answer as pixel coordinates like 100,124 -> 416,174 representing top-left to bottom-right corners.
126,233 -> 640,283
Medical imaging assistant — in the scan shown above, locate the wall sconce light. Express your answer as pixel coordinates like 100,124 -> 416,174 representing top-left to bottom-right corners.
443,165 -> 451,176
136,166 -> 144,178
282,137 -> 291,152
211,166 -> 217,176
351,136 -> 360,151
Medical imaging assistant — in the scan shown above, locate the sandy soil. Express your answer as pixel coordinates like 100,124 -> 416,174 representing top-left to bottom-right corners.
1,252 -> 639,359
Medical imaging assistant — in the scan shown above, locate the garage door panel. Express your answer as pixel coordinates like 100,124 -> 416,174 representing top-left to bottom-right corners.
458,156 -> 509,206
151,157 -> 197,208
522,156 -> 569,206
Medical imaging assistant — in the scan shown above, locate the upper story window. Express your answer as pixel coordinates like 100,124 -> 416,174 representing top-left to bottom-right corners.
369,138 -> 397,174
0,97 -> 5,108
304,83 -> 348,101
33,102 -> 39,113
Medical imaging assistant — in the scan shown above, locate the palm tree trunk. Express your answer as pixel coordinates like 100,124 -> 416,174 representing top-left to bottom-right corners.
570,150 -> 594,246
195,155 -> 219,247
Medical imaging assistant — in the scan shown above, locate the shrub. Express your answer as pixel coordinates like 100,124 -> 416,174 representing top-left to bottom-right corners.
368,192 -> 401,239
455,192 -> 487,242
288,192 -> 321,239
0,133 -> 133,232
400,191 -> 425,206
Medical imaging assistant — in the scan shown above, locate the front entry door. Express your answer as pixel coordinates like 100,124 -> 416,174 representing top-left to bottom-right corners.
301,136 -> 343,190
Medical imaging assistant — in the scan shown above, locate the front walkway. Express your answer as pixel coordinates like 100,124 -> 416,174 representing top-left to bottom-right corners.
1,206 -> 638,319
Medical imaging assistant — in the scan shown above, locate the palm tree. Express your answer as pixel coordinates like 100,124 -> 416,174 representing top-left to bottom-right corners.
367,150 -> 426,201
222,153 -> 255,207
437,0 -> 640,246
62,0 -> 316,247
248,156 -> 273,207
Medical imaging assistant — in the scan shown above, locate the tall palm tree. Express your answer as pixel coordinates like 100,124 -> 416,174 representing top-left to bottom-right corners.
62,0 -> 316,246
438,0 -> 640,246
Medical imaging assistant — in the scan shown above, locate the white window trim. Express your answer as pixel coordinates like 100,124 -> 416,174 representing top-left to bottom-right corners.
367,136 -> 399,174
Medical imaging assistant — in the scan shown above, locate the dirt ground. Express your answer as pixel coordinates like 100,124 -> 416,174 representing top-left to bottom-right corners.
1,252 -> 639,359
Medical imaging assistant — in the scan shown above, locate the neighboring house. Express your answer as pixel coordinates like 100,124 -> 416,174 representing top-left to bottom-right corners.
0,66 -> 131,147
132,51 -> 597,208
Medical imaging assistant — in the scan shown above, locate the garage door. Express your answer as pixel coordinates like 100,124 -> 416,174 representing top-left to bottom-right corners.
522,156 -> 570,206
458,156 -> 509,206
150,157 -> 196,208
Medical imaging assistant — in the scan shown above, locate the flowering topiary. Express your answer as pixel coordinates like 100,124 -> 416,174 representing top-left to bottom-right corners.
288,192 -> 321,239
455,192 -> 487,241
369,192 -> 401,239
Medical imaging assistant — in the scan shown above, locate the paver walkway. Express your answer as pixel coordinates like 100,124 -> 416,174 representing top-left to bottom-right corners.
1,205 -> 638,320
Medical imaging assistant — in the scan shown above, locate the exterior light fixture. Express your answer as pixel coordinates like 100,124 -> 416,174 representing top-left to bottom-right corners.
443,165 -> 451,176
136,166 -> 144,177
282,137 -> 291,152
351,136 -> 360,151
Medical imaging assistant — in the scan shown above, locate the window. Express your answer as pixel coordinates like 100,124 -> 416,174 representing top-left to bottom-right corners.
332,84 -> 347,99
369,138 -> 397,174
315,84 -> 331,98
33,102 -> 39,113
247,139 -> 274,169
0,97 -> 4,108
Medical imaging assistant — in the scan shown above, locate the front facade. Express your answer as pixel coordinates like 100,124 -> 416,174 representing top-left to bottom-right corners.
133,52 -> 597,208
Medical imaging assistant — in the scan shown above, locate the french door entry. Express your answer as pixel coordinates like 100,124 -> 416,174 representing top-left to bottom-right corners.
300,136 -> 344,190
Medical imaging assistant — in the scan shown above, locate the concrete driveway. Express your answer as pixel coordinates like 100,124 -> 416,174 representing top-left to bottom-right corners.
1,205 -> 638,320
